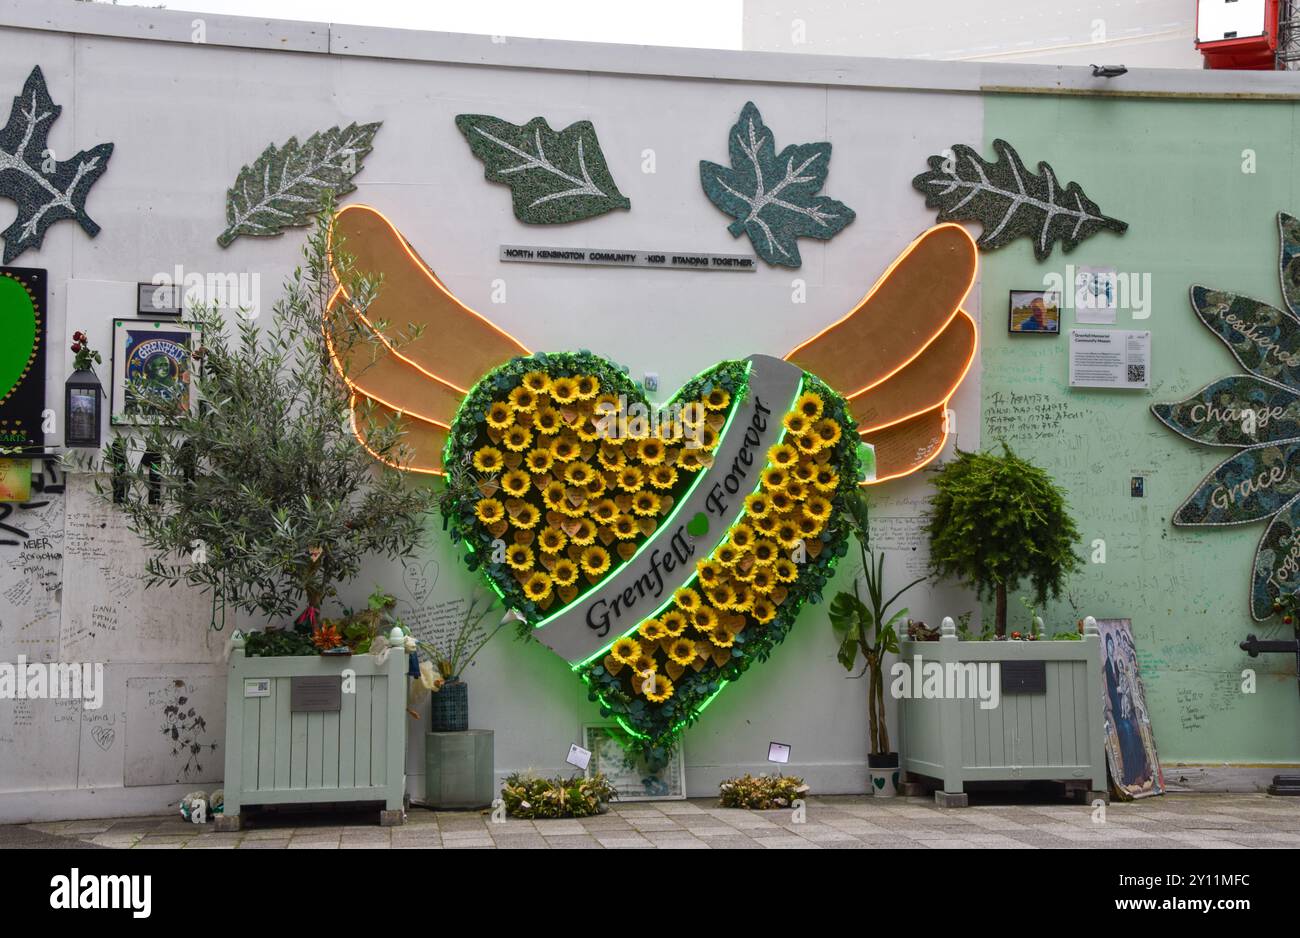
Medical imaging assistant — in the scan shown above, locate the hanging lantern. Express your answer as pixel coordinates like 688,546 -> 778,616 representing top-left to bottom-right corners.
64,369 -> 104,448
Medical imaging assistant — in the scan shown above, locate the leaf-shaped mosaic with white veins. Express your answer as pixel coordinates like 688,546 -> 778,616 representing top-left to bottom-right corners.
218,121 -> 381,247
1190,285 -> 1300,389
1152,374 -> 1300,448
912,139 -> 1126,261
1174,441 -> 1300,527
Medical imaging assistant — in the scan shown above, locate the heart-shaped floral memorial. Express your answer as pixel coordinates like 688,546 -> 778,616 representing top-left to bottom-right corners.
326,205 -> 979,756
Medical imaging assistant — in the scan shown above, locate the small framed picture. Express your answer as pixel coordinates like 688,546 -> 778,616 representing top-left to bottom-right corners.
111,318 -> 201,426
583,724 -> 686,801
1008,289 -> 1061,335
137,282 -> 183,317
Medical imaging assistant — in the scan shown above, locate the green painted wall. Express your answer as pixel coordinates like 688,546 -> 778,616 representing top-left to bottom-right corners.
978,93 -> 1300,764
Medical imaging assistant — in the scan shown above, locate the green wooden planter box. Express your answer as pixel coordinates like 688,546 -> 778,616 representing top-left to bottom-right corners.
217,636 -> 408,829
898,616 -> 1107,806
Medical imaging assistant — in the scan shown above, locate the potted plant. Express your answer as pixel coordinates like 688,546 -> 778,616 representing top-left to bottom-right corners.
88,198 -> 437,826
926,442 -> 1081,637
413,585 -> 507,732
828,490 -> 923,797
898,443 -> 1104,807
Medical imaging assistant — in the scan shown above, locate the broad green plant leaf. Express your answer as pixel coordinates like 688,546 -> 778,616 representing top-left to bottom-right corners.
218,121 -> 381,247
912,139 -> 1126,261
454,114 -> 630,224
0,66 -> 113,263
699,101 -> 855,269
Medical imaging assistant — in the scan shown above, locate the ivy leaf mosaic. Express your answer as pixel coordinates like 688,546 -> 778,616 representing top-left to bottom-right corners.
217,121 -> 381,247
1153,212 -> 1300,620
699,101 -> 855,269
454,114 -> 630,224
911,139 -> 1127,261
0,66 -> 113,264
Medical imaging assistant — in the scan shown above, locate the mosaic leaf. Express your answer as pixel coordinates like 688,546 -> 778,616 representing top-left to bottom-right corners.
1277,212 -> 1300,322
454,114 -> 630,224
1251,494 -> 1300,619
218,121 -> 381,247
0,66 -> 113,264
699,101 -> 855,269
1151,375 -> 1300,448
1173,441 -> 1300,527
911,139 -> 1126,261
1189,286 -> 1300,388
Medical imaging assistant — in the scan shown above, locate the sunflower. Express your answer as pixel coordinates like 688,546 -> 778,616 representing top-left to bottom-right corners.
699,425 -> 719,450
639,619 -> 667,642
505,543 -> 535,571
774,520 -> 801,548
637,437 -> 666,466
750,566 -> 775,593
590,498 -> 619,525
564,462 -> 595,487
508,386 -> 538,412
784,479 -> 808,501
523,572 -> 553,602
500,469 -> 531,497
473,446 -> 504,473
768,443 -> 798,467
632,654 -> 657,677
667,637 -> 696,666
695,559 -> 723,588
631,491 -> 660,517
611,637 -> 641,665
611,514 -> 638,540
751,539 -> 778,565
728,523 -> 755,551
597,441 -> 627,470
618,466 -> 645,492
550,377 -> 579,404
583,473 -> 607,498
792,459 -> 817,483
475,498 -> 505,525
812,466 -> 839,492
715,542 -> 740,567
552,558 -> 579,587
753,513 -> 779,536
558,489 -> 588,517
761,466 -> 789,490
661,610 -> 689,636
772,557 -> 798,583
693,605 -> 720,632
537,527 -> 567,554
511,503 -> 541,529
569,518 -> 597,545
797,514 -> 822,538
783,412 -> 809,436
676,450 -> 703,471
581,546 -> 611,577
486,401 -> 515,430
731,584 -> 755,612
550,435 -> 579,461
644,674 -> 674,704
542,481 -> 567,512
751,597 -> 777,624
803,495 -> 832,523
673,587 -> 701,613
534,407 -> 562,435
730,553 -> 756,582
709,625 -> 736,648
814,419 -> 842,447
795,391 -> 824,421
708,582 -> 736,609
769,490 -> 794,515
648,464 -> 678,490
744,492 -> 772,518
522,371 -> 551,394
524,447 -> 554,474
574,375 -> 600,399
795,432 -> 822,455
704,388 -> 731,411
503,425 -> 533,452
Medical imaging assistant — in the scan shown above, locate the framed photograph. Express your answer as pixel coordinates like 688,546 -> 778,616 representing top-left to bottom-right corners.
1008,289 -> 1061,334
111,318 -> 201,426
137,282 -> 183,317
1095,618 -> 1164,801
583,724 -> 686,801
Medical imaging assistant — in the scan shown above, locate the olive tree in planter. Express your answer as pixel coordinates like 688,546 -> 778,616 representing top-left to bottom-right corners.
903,443 -> 1104,807
828,491 -> 923,797
92,199 -> 436,826
926,442 -> 1081,637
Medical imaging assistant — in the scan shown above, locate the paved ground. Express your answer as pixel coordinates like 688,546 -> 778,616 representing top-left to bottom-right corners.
11,792 -> 1300,849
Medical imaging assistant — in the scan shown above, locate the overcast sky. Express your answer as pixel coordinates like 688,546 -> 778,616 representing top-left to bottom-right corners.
111,0 -> 744,49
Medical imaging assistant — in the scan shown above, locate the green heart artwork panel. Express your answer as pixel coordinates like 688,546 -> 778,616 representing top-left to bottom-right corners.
0,266 -> 47,457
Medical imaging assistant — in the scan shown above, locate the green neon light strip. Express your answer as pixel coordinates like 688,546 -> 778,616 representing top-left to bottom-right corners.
534,360 -> 755,635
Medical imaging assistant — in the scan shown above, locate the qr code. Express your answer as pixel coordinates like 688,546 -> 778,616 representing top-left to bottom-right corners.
1127,364 -> 1146,383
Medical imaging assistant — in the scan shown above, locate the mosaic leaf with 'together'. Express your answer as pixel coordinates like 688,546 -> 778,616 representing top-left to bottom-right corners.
911,138 -> 1126,261
1151,375 -> 1300,448
218,121 -> 381,247
1252,494 -> 1300,619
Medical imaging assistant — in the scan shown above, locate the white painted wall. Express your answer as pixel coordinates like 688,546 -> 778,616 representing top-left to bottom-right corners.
0,0 -> 1289,821
744,0 -> 1204,68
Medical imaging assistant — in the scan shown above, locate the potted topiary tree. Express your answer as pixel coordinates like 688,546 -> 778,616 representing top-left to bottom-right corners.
900,443 -> 1105,807
926,442 -> 1081,637
828,490 -> 923,797
89,197 -> 436,826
